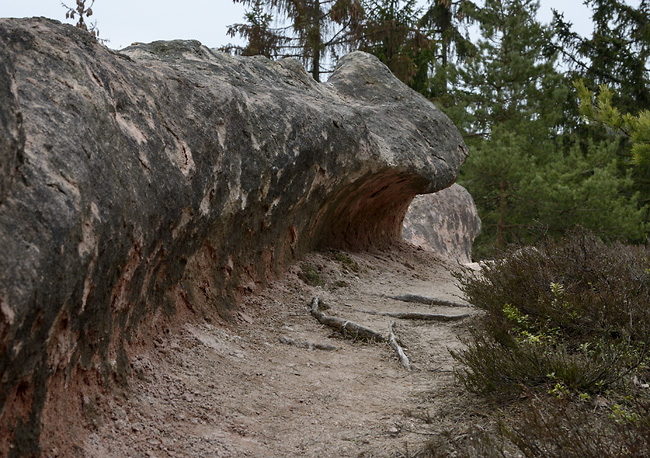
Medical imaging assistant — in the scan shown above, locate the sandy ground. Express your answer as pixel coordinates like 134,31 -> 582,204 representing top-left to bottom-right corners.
81,243 -> 481,457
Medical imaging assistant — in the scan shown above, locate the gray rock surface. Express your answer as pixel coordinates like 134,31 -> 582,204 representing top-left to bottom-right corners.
402,184 -> 481,263
0,18 -> 467,454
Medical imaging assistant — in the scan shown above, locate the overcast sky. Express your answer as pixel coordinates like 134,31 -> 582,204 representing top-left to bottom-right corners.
0,1 -> 641,51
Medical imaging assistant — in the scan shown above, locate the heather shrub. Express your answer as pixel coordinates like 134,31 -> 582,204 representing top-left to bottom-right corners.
436,231 -> 650,456
419,394 -> 650,458
500,394 -> 650,457
452,231 -> 650,398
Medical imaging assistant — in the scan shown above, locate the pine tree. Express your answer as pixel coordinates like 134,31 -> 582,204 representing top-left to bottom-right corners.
576,80 -> 650,167
452,0 -> 565,252
229,0 -> 364,81
553,0 -> 650,224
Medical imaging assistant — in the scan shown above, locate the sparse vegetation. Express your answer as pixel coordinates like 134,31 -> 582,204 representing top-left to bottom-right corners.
298,262 -> 323,286
333,280 -> 350,288
61,0 -> 102,40
330,250 -> 361,273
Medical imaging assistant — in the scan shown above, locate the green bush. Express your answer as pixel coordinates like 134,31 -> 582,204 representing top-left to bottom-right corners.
452,231 -> 650,398
435,231 -> 650,456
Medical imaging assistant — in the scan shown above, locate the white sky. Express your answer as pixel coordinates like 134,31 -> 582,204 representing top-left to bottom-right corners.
0,1 -> 641,51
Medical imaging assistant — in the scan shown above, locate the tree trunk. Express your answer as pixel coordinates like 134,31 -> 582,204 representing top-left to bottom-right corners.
311,0 -> 321,82
497,179 -> 507,250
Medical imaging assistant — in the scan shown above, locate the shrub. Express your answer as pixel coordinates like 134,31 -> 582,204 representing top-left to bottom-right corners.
501,394 -> 650,457
452,231 -> 650,399
439,230 -> 650,456
418,394 -> 650,458
329,250 -> 361,273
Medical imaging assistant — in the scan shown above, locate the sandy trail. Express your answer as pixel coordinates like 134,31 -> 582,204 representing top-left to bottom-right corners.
82,244 -> 476,457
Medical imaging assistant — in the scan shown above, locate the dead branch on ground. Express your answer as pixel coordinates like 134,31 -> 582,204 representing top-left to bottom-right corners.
278,336 -> 338,351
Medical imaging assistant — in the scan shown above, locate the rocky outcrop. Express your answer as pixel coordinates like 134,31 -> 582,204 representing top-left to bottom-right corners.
0,17 -> 467,455
402,184 -> 481,263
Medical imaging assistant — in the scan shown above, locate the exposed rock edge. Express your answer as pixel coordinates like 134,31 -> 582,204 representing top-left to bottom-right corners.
403,183 -> 481,263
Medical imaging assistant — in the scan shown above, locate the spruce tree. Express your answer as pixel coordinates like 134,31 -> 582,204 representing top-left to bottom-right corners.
553,0 -> 650,223
225,0 -> 285,57
553,0 -> 650,114
452,0 -> 566,253
418,0 -> 476,101
229,0 -> 364,81
357,0 -> 432,85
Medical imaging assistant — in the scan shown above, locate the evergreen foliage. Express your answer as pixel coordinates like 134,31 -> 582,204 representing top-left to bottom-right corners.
553,0 -> 650,114
227,0 -> 365,81
225,0 -> 286,58
356,0 -> 431,85
449,0 -> 647,257
418,0 -> 476,101
576,80 -> 650,167
553,0 -> 650,229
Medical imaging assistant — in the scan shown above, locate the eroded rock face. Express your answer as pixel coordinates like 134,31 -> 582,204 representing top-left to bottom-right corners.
402,184 -> 481,263
0,18 -> 467,454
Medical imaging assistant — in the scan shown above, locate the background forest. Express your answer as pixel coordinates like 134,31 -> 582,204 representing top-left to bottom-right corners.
225,0 -> 650,259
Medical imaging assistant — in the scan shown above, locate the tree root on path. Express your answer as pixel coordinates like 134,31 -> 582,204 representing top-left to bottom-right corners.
310,297 -> 413,370
278,336 -> 338,351
310,297 -> 386,342
389,321 -> 411,371
349,308 -> 470,322
387,294 -> 470,308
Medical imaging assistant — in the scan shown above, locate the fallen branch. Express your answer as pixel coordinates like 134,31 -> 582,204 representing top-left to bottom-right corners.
310,297 -> 386,342
350,308 -> 470,322
389,321 -> 411,371
278,336 -> 338,351
388,294 -> 469,308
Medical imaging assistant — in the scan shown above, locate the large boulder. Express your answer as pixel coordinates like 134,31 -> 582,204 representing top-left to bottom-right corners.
402,183 -> 481,263
0,18 -> 467,455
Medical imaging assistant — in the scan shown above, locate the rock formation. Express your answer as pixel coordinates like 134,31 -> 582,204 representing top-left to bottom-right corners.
0,17 -> 468,455
402,183 -> 481,263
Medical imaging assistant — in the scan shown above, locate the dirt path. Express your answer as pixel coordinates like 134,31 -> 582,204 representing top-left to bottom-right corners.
82,244 -> 478,457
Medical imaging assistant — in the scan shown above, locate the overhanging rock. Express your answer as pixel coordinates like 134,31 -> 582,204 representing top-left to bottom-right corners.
0,18 -> 467,454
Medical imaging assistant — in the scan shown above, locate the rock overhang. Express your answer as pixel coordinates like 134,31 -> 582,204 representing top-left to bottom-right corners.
0,17 -> 468,455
